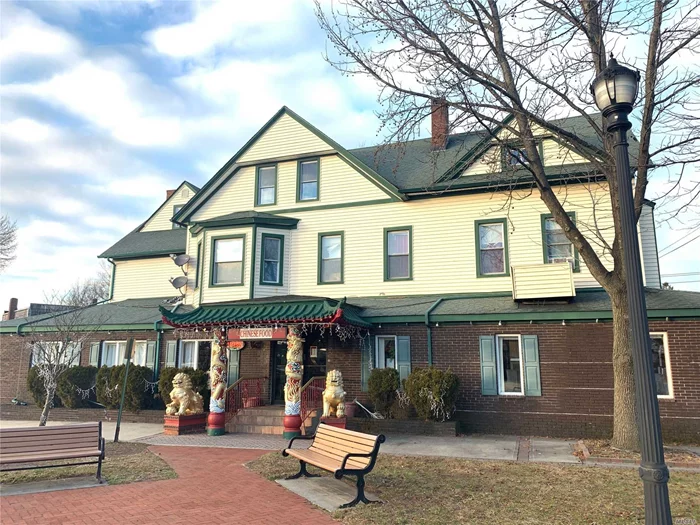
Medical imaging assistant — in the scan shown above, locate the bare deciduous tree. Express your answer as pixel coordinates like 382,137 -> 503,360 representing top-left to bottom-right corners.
29,290 -> 110,425
316,0 -> 700,450
0,214 -> 18,273
45,263 -> 112,308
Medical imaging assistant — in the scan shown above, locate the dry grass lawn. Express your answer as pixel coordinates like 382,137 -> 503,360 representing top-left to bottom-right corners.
584,439 -> 700,464
0,442 -> 176,486
248,452 -> 700,524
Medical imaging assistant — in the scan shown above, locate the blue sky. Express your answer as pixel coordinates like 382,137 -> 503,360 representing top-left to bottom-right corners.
0,0 -> 698,311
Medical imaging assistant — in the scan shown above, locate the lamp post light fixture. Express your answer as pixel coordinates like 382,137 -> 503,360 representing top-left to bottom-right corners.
591,55 -> 672,525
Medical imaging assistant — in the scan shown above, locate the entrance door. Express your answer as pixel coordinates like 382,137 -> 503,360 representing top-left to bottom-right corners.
303,332 -> 327,384
271,341 -> 287,404
228,348 -> 240,386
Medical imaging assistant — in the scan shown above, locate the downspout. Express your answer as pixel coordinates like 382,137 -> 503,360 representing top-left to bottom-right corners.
425,298 -> 445,366
107,258 -> 116,301
153,320 -> 162,380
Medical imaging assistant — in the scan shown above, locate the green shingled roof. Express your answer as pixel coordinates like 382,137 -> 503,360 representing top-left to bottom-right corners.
98,229 -> 187,259
159,296 -> 371,328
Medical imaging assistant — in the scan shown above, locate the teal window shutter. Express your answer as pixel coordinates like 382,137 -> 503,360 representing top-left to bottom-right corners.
360,338 -> 372,392
146,341 -> 156,370
397,336 -> 411,383
228,349 -> 240,385
89,342 -> 100,367
165,341 -> 177,368
522,335 -> 542,396
479,336 -> 498,395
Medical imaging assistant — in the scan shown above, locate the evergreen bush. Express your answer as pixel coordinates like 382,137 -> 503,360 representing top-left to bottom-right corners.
95,364 -> 154,411
367,368 -> 400,418
404,367 -> 459,421
26,366 -> 62,408
57,366 -> 98,408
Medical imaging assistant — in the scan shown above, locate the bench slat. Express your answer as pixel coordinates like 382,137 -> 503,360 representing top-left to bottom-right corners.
0,448 -> 102,465
0,428 -> 100,440
310,441 -> 372,465
315,425 -> 378,447
312,433 -> 375,454
0,423 -> 100,434
308,446 -> 369,469
1,439 -> 100,454
285,449 -> 344,472
316,424 -> 379,442
1,434 -> 99,446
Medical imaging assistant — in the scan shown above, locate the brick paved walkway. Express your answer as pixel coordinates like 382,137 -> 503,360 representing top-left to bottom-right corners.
0,447 -> 335,525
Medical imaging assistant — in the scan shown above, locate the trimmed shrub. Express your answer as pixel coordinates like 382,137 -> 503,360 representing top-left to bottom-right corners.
158,367 -> 210,409
57,366 -> 98,408
367,368 -> 400,418
96,365 -> 154,411
26,366 -> 62,408
404,367 -> 459,422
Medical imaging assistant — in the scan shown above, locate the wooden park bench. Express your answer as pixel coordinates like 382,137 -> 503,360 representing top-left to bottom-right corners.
282,423 -> 386,508
0,422 -> 106,483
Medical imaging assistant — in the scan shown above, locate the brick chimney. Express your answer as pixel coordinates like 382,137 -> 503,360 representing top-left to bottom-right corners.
166,189 -> 176,200
431,98 -> 449,151
6,298 -> 18,320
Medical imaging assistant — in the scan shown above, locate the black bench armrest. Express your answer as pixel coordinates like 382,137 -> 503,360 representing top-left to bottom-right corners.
337,434 -> 386,476
281,434 -> 315,456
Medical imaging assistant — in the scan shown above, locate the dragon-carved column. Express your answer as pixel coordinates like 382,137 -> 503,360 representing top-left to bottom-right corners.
206,334 -> 228,436
283,325 -> 303,438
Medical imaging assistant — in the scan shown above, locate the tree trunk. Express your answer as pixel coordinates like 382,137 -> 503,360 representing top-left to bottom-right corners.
39,387 -> 55,427
610,288 -> 640,450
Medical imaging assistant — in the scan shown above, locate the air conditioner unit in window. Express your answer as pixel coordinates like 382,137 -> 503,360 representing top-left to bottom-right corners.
552,258 -> 574,269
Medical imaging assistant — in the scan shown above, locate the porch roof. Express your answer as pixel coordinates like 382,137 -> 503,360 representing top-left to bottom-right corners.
159,296 -> 372,328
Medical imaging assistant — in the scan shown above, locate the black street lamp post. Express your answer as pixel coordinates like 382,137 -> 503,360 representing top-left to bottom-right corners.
591,55 -> 672,524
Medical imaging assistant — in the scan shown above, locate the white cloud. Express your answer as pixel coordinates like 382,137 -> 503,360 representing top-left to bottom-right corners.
0,118 -> 53,143
0,4 -> 81,64
145,0 -> 305,58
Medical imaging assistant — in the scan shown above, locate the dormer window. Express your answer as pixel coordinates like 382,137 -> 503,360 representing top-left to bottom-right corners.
298,159 -> 319,201
256,165 -> 277,206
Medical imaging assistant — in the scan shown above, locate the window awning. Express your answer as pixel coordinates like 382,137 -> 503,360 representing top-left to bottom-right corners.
159,297 -> 372,328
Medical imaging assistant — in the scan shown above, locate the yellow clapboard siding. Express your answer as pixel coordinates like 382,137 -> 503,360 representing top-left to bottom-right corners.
512,263 -> 575,300
541,139 -> 588,167
192,155 -> 388,222
142,186 -> 195,232
112,257 -> 181,301
238,113 -> 332,163
187,232 -> 204,308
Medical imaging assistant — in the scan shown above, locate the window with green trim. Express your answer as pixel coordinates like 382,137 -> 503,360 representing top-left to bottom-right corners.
212,237 -> 244,285
385,228 -> 411,280
256,165 -> 276,206
261,234 -> 283,285
298,159 -> 319,201
541,213 -> 579,271
476,220 -> 508,276
319,233 -> 342,283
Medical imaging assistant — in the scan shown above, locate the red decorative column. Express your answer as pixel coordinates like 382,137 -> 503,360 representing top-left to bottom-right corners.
207,335 -> 227,436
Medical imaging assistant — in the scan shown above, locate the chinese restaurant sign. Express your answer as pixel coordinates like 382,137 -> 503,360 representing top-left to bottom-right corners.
227,327 -> 288,341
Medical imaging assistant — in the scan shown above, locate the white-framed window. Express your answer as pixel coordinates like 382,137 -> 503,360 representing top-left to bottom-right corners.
298,159 -> 319,201
496,335 -> 524,395
650,332 -> 673,399
103,341 -> 127,367
375,336 -> 397,370
31,342 -> 81,367
256,165 -> 277,205
132,341 -> 148,367
172,204 -> 184,229
212,236 -> 244,285
506,146 -> 529,167
179,340 -> 199,369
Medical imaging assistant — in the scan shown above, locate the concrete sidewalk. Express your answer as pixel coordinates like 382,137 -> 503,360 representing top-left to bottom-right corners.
138,430 -> 579,463
0,419 -> 163,442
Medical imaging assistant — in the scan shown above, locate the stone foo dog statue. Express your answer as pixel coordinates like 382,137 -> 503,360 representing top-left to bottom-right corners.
322,369 -> 346,418
166,372 -> 204,416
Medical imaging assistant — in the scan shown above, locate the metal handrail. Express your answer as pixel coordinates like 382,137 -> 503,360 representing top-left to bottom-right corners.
225,376 -> 267,422
300,375 -> 326,428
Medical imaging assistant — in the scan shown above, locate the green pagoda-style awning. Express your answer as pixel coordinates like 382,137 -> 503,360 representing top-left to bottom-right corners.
159,296 -> 372,328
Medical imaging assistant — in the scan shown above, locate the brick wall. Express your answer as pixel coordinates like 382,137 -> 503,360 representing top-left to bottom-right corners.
239,341 -> 271,401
